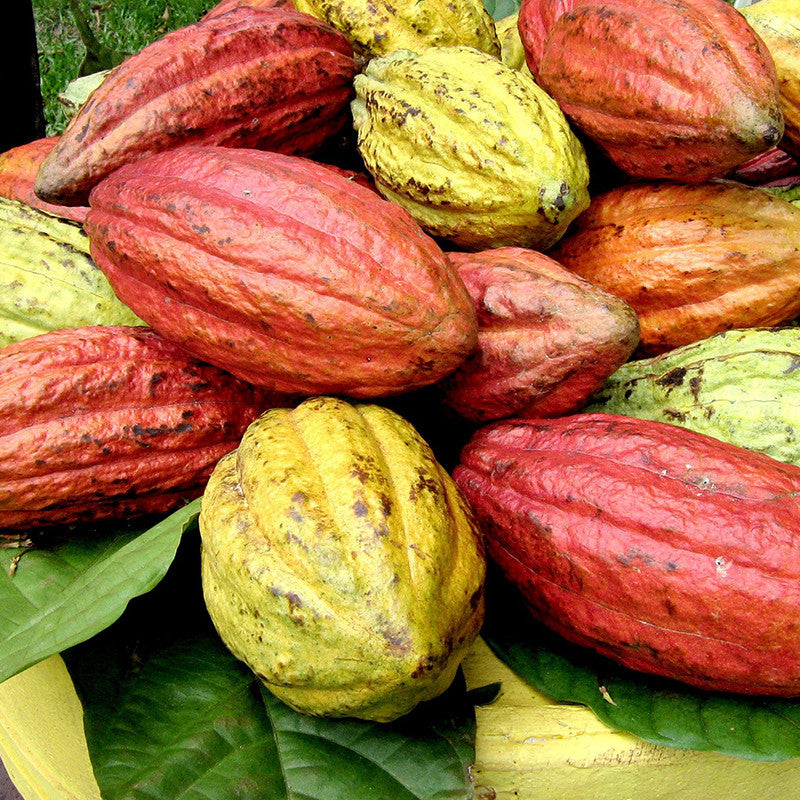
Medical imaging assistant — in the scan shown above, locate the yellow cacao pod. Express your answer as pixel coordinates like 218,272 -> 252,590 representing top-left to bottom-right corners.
351,46 -> 590,251
199,396 -> 486,722
292,0 -> 500,62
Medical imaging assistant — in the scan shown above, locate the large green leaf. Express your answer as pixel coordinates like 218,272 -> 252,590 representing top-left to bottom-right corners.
63,534 -> 480,800
481,570 -> 800,761
0,498 -> 199,684
481,0 -> 521,22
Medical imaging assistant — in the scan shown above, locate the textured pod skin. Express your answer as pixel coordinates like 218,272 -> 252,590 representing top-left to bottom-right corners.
455,413 -> 800,696
441,247 -> 640,422
292,0 -> 499,63
534,0 -> 783,181
549,181 -> 800,354
0,326 -> 272,529
202,0 -> 295,20
516,0 -> 576,78
727,146 -> 800,185
200,396 -> 486,721
34,7 -> 358,206
0,138 -> 88,223
585,327 -> 800,467
742,0 -> 800,158
352,46 -> 590,251
0,198 -> 143,347
85,145 -> 477,397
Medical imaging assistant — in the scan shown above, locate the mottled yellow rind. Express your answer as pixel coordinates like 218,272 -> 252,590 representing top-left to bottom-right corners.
293,0 -> 499,62
0,198 -> 143,346
351,46 -> 590,251
200,396 -> 486,721
743,0 -> 800,157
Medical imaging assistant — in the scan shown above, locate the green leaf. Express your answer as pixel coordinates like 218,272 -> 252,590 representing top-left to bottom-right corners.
481,570 -> 800,761
481,0 -> 522,22
63,534 -> 478,800
0,498 -> 199,684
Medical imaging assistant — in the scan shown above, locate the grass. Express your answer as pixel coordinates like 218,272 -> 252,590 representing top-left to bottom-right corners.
32,0 -> 216,135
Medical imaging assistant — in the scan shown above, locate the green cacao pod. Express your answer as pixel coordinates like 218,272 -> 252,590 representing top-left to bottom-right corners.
351,46 -> 590,251
441,247 -> 640,422
455,413 -> 800,696
584,327 -> 800,467
528,0 -> 783,181
0,325 -> 272,530
0,198 -> 142,347
85,145 -> 477,399
34,7 -> 358,206
200,396 -> 486,721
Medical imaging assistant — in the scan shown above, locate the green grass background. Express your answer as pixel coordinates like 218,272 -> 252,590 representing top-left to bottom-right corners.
32,0 -> 216,135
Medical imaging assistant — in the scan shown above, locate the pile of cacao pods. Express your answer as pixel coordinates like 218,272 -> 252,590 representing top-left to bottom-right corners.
3,0 -> 800,726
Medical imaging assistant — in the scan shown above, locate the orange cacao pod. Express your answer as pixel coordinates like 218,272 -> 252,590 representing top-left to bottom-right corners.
0,137 -> 88,223
34,7 -> 358,206
0,326 -> 272,530
441,247 -> 639,422
85,145 -> 478,398
532,0 -> 783,181
455,413 -> 800,696
549,181 -> 800,354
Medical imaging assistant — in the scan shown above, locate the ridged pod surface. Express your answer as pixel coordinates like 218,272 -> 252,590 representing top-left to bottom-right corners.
0,138 -> 88,223
534,0 -> 783,181
0,198 -> 142,347
585,327 -> 800,467
292,0 -> 499,63
34,7 -> 358,206
202,0 -> 295,19
549,181 -> 800,354
516,0 -> 576,77
441,247 -> 640,422
200,396 -> 486,721
742,0 -> 800,158
352,46 -> 590,251
85,145 -> 478,397
0,326 -> 272,529
494,14 -> 532,75
454,413 -> 800,696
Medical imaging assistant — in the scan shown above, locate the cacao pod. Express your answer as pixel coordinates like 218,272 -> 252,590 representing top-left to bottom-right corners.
0,138 -> 88,223
454,412 -> 800,696
495,13 -> 533,75
0,198 -> 143,347
85,145 -> 478,398
202,0 -> 295,20
0,325 -> 272,529
441,247 -> 640,422
533,0 -> 783,181
584,327 -> 800,467
742,0 -> 800,158
292,0 -> 499,63
727,146 -> 800,185
200,395 -> 486,721
34,7 -> 358,206
351,46 -> 590,251
549,180 -> 800,354
516,0 -> 576,77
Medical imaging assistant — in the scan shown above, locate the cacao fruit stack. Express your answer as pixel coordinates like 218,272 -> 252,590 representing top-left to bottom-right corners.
5,0 -> 800,759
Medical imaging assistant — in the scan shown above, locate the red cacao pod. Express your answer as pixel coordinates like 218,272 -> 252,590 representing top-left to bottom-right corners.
516,0 -> 577,78
202,0 -> 295,20
441,247 -> 640,422
85,145 -> 478,398
0,325 -> 272,529
727,146 -> 800,185
549,180 -> 800,354
34,7 -> 358,206
454,413 -> 800,696
0,138 -> 88,223
534,0 -> 783,181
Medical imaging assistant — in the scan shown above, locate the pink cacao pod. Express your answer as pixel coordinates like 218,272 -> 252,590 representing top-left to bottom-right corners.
441,247 -> 639,422
454,413 -> 800,696
0,325 -> 273,530
516,0 -> 577,78
34,7 -> 358,206
85,145 -> 478,398
0,137 -> 88,223
532,0 -> 783,181
202,0 -> 295,20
